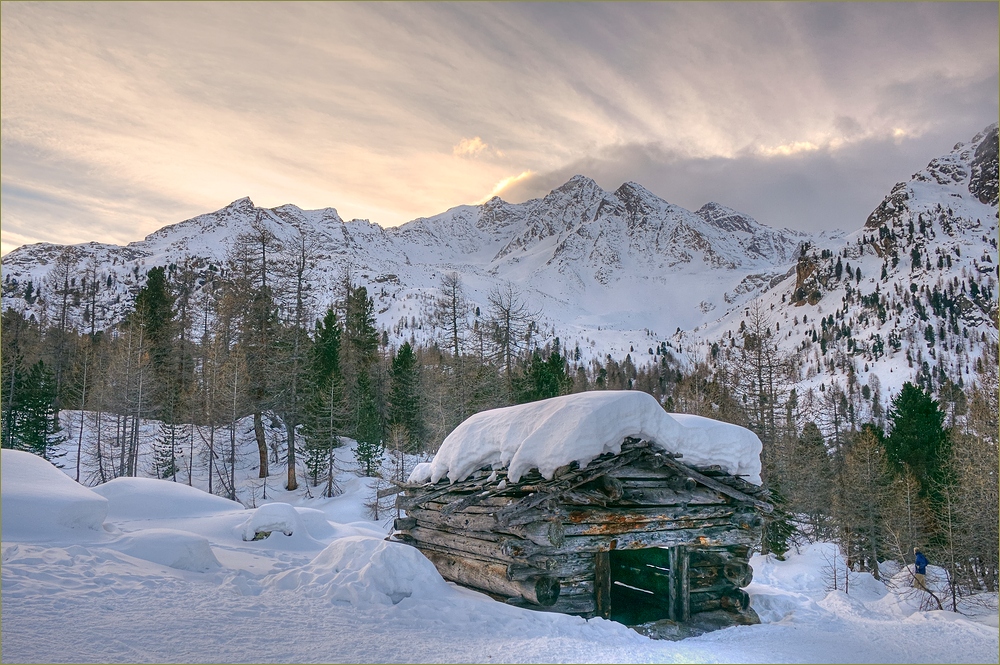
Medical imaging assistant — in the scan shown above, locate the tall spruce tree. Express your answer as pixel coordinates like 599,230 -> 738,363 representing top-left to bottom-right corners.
352,370 -> 383,476
6,360 -> 65,462
885,382 -> 950,497
388,342 -> 424,452
303,309 -> 347,492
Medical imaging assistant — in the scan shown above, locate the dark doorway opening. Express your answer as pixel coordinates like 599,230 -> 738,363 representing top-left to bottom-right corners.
596,546 -> 689,625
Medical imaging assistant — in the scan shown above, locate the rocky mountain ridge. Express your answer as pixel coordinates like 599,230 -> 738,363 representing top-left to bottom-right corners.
1,174 -> 815,359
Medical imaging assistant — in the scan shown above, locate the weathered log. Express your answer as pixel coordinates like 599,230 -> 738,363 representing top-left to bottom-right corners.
507,553 -> 593,580
542,525 -> 756,555
595,551 -> 611,619
420,497 -> 513,512
605,464 -> 674,480
507,593 -> 596,615
406,526 -> 521,562
670,545 -> 691,622
563,504 -> 735,525
563,514 -> 738,538
393,516 -> 417,531
407,507 -> 565,547
559,488 -> 609,507
724,560 -> 753,587
618,485 -> 731,507
597,474 -> 625,500
423,551 -> 560,606
688,559 -> 752,589
657,457 -> 773,513
689,587 -> 751,614
730,511 -> 763,529
720,587 -> 751,612
688,565 -> 723,587
688,546 -> 751,567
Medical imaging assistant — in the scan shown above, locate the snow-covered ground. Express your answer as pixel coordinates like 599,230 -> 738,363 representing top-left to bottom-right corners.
2,447 -> 996,664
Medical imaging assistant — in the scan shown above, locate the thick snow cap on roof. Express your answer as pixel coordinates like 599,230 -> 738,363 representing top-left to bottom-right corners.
410,391 -> 762,486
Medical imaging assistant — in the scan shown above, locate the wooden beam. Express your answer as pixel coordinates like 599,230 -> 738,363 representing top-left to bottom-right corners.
494,447 -> 648,525
658,457 -> 774,513
594,551 -> 611,620
423,551 -> 560,606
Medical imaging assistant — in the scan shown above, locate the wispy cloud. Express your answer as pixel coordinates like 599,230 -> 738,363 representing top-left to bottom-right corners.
1,2 -> 996,254
454,137 -> 504,159
479,171 -> 536,203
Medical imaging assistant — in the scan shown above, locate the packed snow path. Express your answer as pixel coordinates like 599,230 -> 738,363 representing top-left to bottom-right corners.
2,450 -> 996,664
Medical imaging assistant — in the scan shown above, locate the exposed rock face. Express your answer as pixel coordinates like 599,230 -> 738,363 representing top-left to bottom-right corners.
969,125 -> 999,206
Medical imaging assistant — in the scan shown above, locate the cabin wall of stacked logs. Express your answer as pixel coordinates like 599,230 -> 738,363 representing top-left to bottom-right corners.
393,451 -> 762,618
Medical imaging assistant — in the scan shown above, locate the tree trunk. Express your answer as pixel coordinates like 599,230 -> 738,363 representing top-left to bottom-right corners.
285,420 -> 298,491
254,411 -> 268,478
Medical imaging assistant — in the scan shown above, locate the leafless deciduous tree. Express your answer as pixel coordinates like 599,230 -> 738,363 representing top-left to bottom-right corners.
486,282 -> 538,391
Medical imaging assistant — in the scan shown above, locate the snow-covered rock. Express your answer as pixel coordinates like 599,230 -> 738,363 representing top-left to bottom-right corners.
1,450 -> 109,541
240,502 -> 305,541
112,528 -> 222,572
409,390 -> 762,485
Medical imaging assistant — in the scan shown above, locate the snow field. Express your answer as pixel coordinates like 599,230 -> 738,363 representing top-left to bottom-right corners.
2,448 -> 997,663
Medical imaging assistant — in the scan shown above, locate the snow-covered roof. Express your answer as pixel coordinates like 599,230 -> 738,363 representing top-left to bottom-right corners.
409,391 -> 762,486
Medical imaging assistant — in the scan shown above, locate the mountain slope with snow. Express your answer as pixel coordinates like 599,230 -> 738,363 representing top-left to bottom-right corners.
691,124 -> 998,401
2,176 -> 814,361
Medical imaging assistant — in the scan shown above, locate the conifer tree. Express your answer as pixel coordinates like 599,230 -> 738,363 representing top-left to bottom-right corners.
352,370 -> 383,476
885,382 -> 950,497
6,360 -> 65,463
515,348 -> 571,404
303,309 -> 347,492
388,342 -> 424,452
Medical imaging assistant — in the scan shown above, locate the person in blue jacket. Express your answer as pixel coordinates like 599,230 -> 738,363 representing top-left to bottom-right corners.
913,547 -> 928,590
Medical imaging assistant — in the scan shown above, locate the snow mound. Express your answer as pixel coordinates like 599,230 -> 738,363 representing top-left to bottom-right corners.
411,391 -> 762,484
240,502 -> 305,541
294,507 -> 338,540
265,536 -> 449,607
91,477 -> 244,520
112,528 -> 222,572
1,450 -> 108,541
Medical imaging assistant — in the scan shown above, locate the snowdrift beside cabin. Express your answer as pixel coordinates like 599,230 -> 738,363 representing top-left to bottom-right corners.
409,391 -> 762,485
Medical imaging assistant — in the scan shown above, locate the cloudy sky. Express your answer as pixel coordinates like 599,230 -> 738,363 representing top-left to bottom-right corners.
1,2 -> 997,255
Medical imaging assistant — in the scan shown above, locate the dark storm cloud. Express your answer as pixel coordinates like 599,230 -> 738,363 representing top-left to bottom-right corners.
500,69 -> 1000,232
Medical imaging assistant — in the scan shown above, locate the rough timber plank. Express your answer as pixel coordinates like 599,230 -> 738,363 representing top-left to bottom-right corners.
594,551 -> 611,620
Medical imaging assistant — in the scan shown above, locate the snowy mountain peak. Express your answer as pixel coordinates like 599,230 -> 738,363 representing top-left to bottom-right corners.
695,202 -> 763,235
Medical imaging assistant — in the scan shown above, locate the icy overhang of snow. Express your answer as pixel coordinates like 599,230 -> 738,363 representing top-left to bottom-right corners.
409,391 -> 762,486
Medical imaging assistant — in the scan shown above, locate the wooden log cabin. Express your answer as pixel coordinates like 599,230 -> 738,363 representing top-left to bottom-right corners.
390,431 -> 772,631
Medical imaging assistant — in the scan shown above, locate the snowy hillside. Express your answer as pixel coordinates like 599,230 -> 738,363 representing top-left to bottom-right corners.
2,445 -> 996,664
689,124 -> 999,400
1,176 -> 815,362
